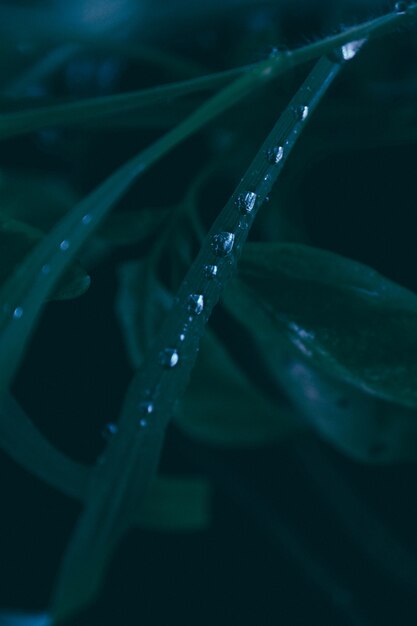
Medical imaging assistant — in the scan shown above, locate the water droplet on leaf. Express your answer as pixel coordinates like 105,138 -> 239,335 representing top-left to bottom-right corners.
204,264 -> 218,278
138,401 -> 154,415
329,39 -> 367,63
266,145 -> 284,164
102,422 -> 118,439
211,232 -> 235,257
59,240 -> 70,251
235,191 -> 257,214
13,307 -> 23,319
395,1 -> 408,13
81,214 -> 92,225
160,348 -> 179,368
187,294 -> 204,315
293,105 -> 309,121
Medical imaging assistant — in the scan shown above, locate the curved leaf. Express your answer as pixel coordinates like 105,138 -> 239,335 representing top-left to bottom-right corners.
229,243 -> 417,409
0,215 -> 90,301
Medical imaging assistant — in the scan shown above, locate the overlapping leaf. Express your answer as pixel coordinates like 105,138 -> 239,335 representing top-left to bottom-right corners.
227,242 -> 417,409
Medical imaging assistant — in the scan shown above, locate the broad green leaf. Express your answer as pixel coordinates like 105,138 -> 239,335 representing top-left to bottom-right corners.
228,243 -> 417,409
133,475 -> 212,531
176,328 -> 303,447
0,214 -> 90,300
272,353 -> 417,463
0,65 -> 249,140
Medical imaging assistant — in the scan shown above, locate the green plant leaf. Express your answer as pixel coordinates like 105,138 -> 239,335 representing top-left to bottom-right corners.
0,65 -> 250,140
0,214 -> 90,300
227,242 -> 417,409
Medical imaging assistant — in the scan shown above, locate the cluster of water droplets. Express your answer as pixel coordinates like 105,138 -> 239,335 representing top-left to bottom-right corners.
138,400 -> 154,428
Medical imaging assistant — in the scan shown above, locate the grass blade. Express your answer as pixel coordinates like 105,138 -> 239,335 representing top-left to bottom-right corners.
0,64 -> 252,140
0,2 -> 415,140
50,49 -> 348,623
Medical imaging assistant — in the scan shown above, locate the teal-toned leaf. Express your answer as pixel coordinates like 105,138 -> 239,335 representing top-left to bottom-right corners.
0,65 -> 249,140
133,475 -> 212,532
116,255 -> 302,447
0,56 -> 278,413
0,215 -> 90,300
228,243 -> 417,409
272,353 -> 417,463
176,328 -> 303,447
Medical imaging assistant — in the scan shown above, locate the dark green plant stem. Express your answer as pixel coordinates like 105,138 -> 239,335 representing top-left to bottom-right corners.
50,51 -> 347,623
0,63 -> 254,139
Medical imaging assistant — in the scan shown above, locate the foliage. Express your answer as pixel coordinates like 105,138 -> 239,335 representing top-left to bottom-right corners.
0,1 -> 417,624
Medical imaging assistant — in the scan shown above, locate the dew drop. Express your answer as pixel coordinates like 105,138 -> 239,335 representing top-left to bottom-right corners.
340,39 -> 367,61
102,422 -> 118,439
81,213 -> 92,225
210,232 -> 235,257
41,264 -> 51,275
238,216 -> 250,231
329,39 -> 367,63
266,145 -> 284,165
179,333 -> 186,342
395,1 -> 408,13
204,264 -> 218,278
138,401 -> 154,415
13,306 -> 23,320
235,191 -> 257,214
160,348 -> 179,368
59,239 -> 70,251
187,294 -> 204,315
293,105 -> 309,122
139,418 -> 148,428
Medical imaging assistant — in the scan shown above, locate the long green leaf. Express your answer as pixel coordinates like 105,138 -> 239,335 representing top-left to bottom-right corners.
0,51 -> 289,405
50,51 -> 346,623
229,243 -> 417,409
0,3 -> 415,140
0,65 -> 251,140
